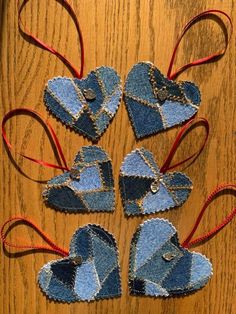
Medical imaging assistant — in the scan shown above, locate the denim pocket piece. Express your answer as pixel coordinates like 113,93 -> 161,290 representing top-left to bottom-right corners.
129,218 -> 212,297
124,62 -> 201,138
120,148 -> 192,215
43,146 -> 115,213
38,224 -> 121,302
44,67 -> 122,141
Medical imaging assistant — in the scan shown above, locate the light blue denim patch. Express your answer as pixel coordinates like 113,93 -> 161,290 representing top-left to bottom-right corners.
120,147 -> 192,215
38,224 -> 121,302
43,146 -> 115,213
124,61 -> 201,138
44,66 -> 122,141
129,218 -> 213,297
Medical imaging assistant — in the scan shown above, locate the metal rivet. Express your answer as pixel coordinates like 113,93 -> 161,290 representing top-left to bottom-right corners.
70,168 -> 80,180
157,88 -> 168,102
162,252 -> 176,262
150,180 -> 160,193
70,256 -> 83,265
83,88 -> 96,101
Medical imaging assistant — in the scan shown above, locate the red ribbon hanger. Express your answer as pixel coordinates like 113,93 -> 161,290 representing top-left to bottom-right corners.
0,217 -> 69,256
160,117 -> 209,174
167,9 -> 233,80
182,184 -> 236,248
2,108 -> 69,171
18,0 -> 84,79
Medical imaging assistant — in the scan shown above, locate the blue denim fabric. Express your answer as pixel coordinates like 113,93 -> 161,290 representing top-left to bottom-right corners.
38,224 -> 121,302
43,146 -> 115,213
44,66 -> 122,141
124,61 -> 201,138
129,218 -> 213,297
120,148 -> 192,215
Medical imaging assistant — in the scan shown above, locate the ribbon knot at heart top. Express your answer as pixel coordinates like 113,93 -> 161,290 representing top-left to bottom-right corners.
18,0 -> 122,141
129,184 -> 236,297
124,10 -> 232,139
0,218 -> 121,302
2,108 -> 115,213
120,117 -> 209,215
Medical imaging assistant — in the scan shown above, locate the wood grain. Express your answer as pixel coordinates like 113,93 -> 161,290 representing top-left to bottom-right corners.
0,1 -> 235,313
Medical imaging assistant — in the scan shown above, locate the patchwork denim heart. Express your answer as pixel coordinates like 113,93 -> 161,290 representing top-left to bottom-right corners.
43,146 -> 115,213
44,67 -> 122,141
120,148 -> 192,215
124,62 -> 201,138
38,224 -> 121,302
129,218 -> 212,297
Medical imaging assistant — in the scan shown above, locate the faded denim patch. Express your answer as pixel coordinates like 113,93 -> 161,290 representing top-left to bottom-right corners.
124,62 -> 201,138
129,218 -> 213,297
120,148 -> 192,215
44,66 -> 122,141
38,224 -> 121,302
43,146 -> 115,213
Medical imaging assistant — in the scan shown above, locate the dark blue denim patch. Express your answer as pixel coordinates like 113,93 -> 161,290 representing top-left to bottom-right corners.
43,146 -> 115,213
38,224 -> 121,302
124,61 -> 201,138
120,147 -> 192,215
44,66 -> 122,141
129,218 -> 213,297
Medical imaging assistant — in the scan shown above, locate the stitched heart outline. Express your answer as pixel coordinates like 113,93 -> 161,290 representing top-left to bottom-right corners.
124,62 -> 201,138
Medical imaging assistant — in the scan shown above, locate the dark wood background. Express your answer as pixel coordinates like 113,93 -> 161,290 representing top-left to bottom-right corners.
0,1 -> 235,313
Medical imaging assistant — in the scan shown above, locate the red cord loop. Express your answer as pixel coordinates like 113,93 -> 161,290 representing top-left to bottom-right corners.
0,217 -> 69,257
160,117 -> 209,173
2,108 -> 69,171
182,184 -> 236,248
18,0 -> 84,79
167,9 -> 233,80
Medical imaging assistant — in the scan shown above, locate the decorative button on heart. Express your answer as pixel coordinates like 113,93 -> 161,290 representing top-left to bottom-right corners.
43,146 -> 115,213
124,62 -> 201,138
120,148 -> 192,215
44,66 -> 122,141
38,224 -> 121,302
129,219 -> 212,297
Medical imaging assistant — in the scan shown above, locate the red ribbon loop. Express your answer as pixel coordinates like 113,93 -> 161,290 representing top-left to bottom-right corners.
2,108 -> 69,171
0,217 -> 69,257
160,117 -> 209,174
182,184 -> 236,248
18,0 -> 84,79
167,9 -> 233,80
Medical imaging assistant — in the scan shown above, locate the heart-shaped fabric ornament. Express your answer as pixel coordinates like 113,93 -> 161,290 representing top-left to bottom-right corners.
43,146 -> 115,213
124,62 -> 201,138
120,148 -> 192,215
38,224 -> 121,302
44,67 -> 122,141
129,218 -> 212,297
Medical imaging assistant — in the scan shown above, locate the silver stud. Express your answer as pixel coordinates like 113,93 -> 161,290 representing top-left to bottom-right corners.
162,252 -> 176,262
157,88 -> 168,102
83,88 -> 96,101
70,256 -> 83,265
151,180 -> 160,193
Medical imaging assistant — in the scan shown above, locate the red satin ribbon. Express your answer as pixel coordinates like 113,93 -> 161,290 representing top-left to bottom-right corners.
182,184 -> 236,248
2,108 -> 69,171
160,117 -> 209,174
18,0 -> 84,79
167,9 -> 233,80
0,217 -> 69,257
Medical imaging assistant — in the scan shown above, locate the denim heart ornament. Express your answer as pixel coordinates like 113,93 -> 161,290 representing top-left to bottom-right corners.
124,62 -> 201,138
43,146 -> 115,213
129,219 -> 212,297
120,148 -> 192,215
38,224 -> 121,302
44,67 -> 122,141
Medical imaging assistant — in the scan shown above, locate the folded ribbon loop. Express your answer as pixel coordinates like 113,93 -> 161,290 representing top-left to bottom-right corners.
2,108 -> 69,171
182,184 -> 236,248
160,117 -> 209,173
18,0 -> 84,78
167,9 -> 233,80
0,217 -> 69,256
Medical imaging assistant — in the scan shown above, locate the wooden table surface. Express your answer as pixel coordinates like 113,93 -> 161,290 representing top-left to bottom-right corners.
0,1 -> 235,313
